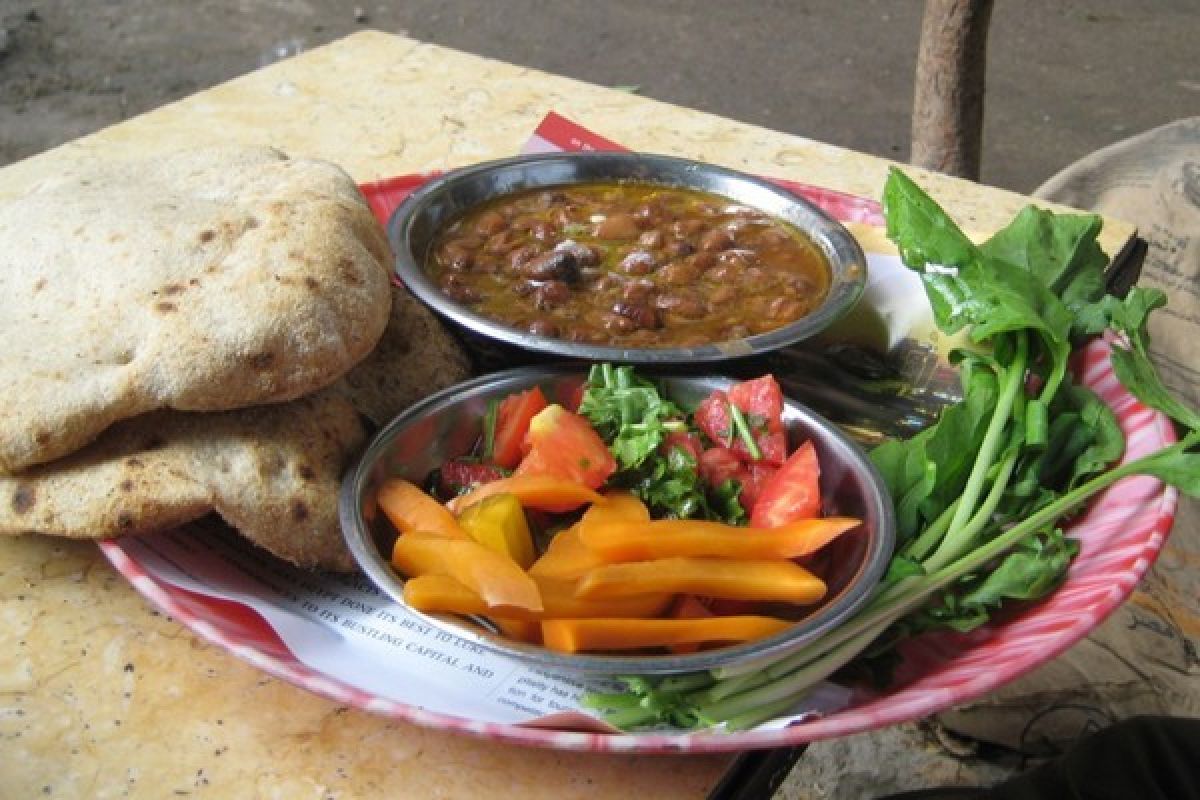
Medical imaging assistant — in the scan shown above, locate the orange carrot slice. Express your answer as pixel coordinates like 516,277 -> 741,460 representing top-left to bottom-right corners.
541,615 -> 793,654
574,557 -> 826,604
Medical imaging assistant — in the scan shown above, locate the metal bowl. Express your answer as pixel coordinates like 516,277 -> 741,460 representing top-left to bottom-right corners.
339,366 -> 895,675
389,152 -> 867,365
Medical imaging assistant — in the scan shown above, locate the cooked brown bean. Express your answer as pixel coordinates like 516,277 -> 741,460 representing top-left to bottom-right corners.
440,275 -> 480,304
671,218 -> 705,237
520,249 -> 580,282
621,279 -> 657,304
528,319 -> 560,336
638,229 -> 664,248
558,241 -> 602,267
594,213 -> 641,240
689,252 -> 717,273
655,291 -> 707,319
767,296 -> 805,321
706,262 -> 741,283
475,209 -> 507,236
533,280 -> 571,309
664,239 -> 696,258
658,259 -> 702,286
699,228 -> 734,252
484,231 -> 519,255
599,311 -> 638,334
612,301 -> 661,330
708,285 -> 737,306
508,243 -> 543,271
440,240 -> 475,271
618,250 -> 658,275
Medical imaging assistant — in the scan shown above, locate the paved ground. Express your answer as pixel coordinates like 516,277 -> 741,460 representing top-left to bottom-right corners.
2,1 -> 1198,192
2,2 -> 1197,798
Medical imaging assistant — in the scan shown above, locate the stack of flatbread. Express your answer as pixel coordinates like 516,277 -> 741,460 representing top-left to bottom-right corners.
0,147 -> 471,571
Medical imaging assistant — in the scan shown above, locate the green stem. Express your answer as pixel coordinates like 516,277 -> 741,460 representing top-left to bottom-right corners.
698,617 -> 891,725
728,403 -> 762,459
929,332 -> 1028,569
900,499 -> 958,562
712,437 -> 1190,686
922,446 -> 1019,575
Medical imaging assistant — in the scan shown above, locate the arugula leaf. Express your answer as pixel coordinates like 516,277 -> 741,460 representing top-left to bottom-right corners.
1100,288 -> 1200,432
615,444 -> 746,525
579,365 -> 745,524
578,364 -> 685,469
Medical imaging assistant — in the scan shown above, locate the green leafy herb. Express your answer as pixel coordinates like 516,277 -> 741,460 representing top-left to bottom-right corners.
577,364 -> 744,524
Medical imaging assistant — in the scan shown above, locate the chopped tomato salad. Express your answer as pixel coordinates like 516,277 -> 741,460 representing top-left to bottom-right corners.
376,364 -> 859,655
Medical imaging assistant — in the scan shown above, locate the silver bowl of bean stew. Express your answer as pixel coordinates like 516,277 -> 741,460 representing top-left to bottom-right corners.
389,152 -> 867,364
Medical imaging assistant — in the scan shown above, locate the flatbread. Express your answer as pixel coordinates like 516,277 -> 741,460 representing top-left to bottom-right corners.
0,286 -> 473,571
0,146 -> 393,474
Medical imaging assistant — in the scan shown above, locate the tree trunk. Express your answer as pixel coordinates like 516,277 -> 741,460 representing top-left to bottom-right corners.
911,0 -> 994,180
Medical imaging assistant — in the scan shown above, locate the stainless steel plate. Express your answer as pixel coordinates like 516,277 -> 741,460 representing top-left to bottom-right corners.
389,152 -> 867,365
339,366 -> 895,675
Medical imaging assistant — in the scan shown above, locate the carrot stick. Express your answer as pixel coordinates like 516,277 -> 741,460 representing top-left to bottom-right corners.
578,516 -> 860,562
447,474 -> 605,514
402,573 -> 670,620
541,616 -> 793,654
391,536 -> 542,612
575,557 -> 826,604
377,479 -> 468,539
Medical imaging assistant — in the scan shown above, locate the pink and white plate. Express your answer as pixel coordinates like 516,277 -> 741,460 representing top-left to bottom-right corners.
100,115 -> 1177,753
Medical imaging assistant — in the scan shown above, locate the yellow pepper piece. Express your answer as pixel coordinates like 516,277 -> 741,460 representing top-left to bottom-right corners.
456,492 -> 537,569
574,557 -> 826,605
391,536 -> 542,612
541,615 -> 793,654
578,516 -> 860,563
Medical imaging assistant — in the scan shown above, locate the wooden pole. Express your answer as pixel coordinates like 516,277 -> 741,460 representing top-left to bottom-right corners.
911,0 -> 995,180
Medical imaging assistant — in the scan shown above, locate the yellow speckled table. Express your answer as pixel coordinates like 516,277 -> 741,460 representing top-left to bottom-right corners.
0,31 -> 1137,799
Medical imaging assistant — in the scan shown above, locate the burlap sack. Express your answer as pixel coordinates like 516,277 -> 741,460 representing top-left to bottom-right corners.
937,118 -> 1200,755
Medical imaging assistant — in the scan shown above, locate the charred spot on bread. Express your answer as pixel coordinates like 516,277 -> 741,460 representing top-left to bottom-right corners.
12,485 -> 35,514
249,352 -> 275,370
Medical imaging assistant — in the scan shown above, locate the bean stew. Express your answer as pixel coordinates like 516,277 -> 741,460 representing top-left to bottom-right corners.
425,182 -> 832,348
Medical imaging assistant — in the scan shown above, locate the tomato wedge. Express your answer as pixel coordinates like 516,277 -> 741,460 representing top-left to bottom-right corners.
735,462 -> 777,510
728,375 -> 784,435
695,378 -> 788,466
695,390 -> 734,448
750,440 -> 822,528
514,404 -> 616,488
699,446 -> 741,486
491,386 -> 549,469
